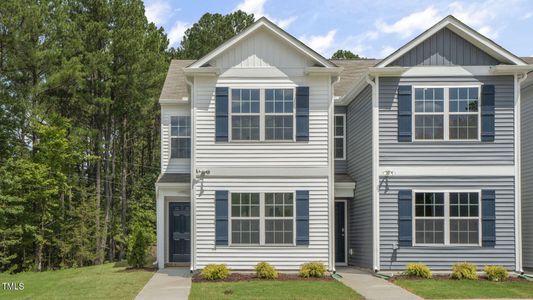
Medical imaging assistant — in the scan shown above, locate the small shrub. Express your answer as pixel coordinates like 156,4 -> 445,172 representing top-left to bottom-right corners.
201,264 -> 230,280
255,262 -> 278,279
484,265 -> 509,282
299,262 -> 327,278
451,262 -> 478,280
405,263 -> 432,279
127,226 -> 151,268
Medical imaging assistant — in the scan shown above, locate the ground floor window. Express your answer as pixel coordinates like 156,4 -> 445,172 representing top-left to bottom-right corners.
230,192 -> 295,246
414,191 -> 480,246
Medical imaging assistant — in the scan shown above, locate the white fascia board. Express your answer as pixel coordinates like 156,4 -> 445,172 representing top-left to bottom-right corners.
334,184 -> 355,198
159,98 -> 189,104
378,165 -> 515,177
189,17 -> 336,70
183,67 -> 219,75
490,65 -> 533,75
376,16 -> 526,68
305,67 -> 344,75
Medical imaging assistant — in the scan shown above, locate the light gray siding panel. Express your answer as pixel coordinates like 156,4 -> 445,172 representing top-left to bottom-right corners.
390,28 -> 500,66
379,176 -> 516,270
521,84 -> 533,269
379,76 -> 515,165
335,106 -> 347,173
346,85 -> 373,268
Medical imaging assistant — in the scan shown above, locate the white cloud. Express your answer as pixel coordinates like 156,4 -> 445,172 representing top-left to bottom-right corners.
168,21 -> 188,47
522,12 -> 533,20
376,7 -> 443,38
448,1 -> 500,39
235,0 -> 297,29
380,46 -> 396,58
145,0 -> 173,25
299,30 -> 337,56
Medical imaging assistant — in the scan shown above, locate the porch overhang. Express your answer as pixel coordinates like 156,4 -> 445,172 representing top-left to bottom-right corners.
335,174 -> 356,198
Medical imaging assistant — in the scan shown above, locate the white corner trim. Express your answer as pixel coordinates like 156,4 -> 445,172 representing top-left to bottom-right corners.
378,165 -> 516,177
515,72 -> 528,272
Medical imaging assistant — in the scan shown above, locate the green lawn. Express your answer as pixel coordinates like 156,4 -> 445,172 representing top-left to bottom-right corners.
395,279 -> 533,299
189,280 -> 362,300
0,263 -> 154,300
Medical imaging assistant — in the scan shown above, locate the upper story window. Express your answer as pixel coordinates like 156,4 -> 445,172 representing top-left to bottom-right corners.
334,114 -> 346,159
229,88 -> 295,142
413,86 -> 480,141
265,89 -> 294,141
170,116 -> 191,158
231,89 -> 260,141
414,191 -> 480,246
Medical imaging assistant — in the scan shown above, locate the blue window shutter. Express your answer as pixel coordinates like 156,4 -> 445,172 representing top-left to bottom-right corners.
215,191 -> 229,246
296,87 -> 309,141
296,190 -> 309,245
215,87 -> 229,142
482,190 -> 496,247
481,85 -> 495,142
397,86 -> 412,142
398,190 -> 412,247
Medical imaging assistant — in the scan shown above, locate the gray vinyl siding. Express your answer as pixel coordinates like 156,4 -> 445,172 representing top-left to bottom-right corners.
346,86 -> 373,268
521,83 -> 533,269
335,106 -> 347,174
379,76 -> 515,165
380,176 -> 516,270
390,28 -> 499,66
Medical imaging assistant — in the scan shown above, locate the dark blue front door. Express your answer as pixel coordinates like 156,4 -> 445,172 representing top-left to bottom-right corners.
168,202 -> 190,262
335,201 -> 346,264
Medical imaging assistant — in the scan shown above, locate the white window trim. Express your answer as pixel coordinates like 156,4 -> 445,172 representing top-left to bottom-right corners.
334,114 -> 346,160
170,115 -> 191,159
412,189 -> 482,247
411,85 -> 482,142
228,191 -> 296,247
228,88 -> 296,143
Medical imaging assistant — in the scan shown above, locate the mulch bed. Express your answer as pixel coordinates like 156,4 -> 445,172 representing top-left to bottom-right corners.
192,272 -> 334,282
389,274 -> 529,282
120,267 -> 157,273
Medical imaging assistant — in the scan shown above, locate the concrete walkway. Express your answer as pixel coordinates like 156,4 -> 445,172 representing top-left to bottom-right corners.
135,268 -> 191,300
336,267 -> 423,300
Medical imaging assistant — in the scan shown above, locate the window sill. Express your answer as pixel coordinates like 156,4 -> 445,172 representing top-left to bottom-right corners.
216,245 -> 306,248
407,245 -> 483,249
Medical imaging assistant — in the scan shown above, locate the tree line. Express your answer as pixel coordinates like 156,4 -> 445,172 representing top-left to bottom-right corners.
0,1 -> 359,273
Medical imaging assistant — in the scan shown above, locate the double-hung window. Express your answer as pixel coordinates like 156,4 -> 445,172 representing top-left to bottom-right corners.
449,88 -> 480,140
414,191 -> 481,246
231,193 -> 260,245
265,193 -> 294,244
334,114 -> 346,159
230,192 -> 295,246
265,89 -> 294,140
414,88 -> 444,140
170,116 -> 191,158
231,89 -> 260,141
413,86 -> 480,141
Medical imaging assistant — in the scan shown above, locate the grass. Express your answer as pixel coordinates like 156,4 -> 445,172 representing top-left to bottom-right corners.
189,280 -> 363,300
0,263 -> 154,300
395,278 -> 533,299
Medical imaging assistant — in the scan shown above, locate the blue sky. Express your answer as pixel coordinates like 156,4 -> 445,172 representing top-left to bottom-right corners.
144,0 -> 533,59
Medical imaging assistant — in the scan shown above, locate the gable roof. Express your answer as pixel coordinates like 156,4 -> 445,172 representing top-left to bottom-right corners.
188,17 -> 337,69
159,60 -> 195,103
377,15 -> 527,67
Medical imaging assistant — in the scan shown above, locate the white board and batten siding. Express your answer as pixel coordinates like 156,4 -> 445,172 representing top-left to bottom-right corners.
191,27 -> 333,269
160,104 -> 190,173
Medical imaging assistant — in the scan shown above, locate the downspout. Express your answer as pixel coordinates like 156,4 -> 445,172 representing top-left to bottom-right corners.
185,75 -> 196,271
365,75 -> 380,272
329,74 -> 341,272
516,72 -> 528,273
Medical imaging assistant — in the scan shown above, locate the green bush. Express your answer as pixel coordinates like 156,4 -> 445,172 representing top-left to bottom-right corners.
299,262 -> 327,278
201,264 -> 230,280
127,226 -> 151,268
451,262 -> 478,280
484,265 -> 509,282
255,262 -> 278,279
405,263 -> 432,279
